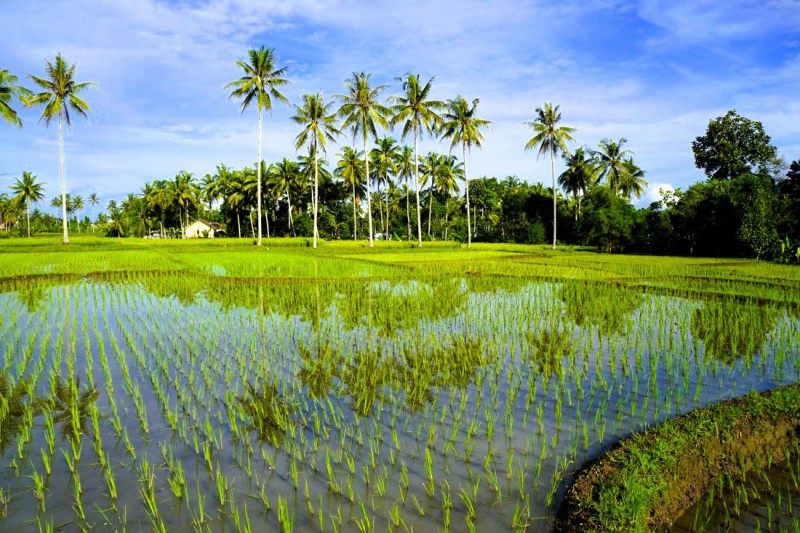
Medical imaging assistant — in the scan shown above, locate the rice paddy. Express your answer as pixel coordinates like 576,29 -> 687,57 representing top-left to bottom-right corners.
1,236 -> 799,532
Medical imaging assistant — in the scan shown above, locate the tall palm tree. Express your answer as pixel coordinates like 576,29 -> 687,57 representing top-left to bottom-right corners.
268,158 -> 301,236
72,194 -> 84,232
390,74 -> 444,247
1,69 -> 29,127
395,145 -> 415,240
335,72 -> 391,248
435,155 -> 463,240
26,54 -> 95,245
88,192 -> 99,232
419,152 -> 443,238
618,157 -> 648,200
370,137 -> 399,237
558,147 -> 595,220
170,171 -> 198,236
225,46 -> 290,246
10,171 -> 45,237
335,146 -> 365,240
439,96 -> 490,248
291,92 -> 340,248
593,138 -> 634,195
524,103 -> 576,249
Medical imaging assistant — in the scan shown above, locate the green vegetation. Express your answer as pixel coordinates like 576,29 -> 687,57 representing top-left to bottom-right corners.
0,238 -> 797,531
557,383 -> 800,532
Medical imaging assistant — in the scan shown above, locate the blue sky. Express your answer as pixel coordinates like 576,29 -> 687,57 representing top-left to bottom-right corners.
2,0 -> 798,210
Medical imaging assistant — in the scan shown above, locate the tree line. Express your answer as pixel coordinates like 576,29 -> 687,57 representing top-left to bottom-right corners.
3,51 -> 798,260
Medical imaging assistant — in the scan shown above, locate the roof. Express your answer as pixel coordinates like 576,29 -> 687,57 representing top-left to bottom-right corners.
189,218 -> 222,230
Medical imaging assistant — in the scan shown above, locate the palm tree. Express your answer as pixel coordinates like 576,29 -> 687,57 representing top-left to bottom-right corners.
435,155 -> 463,240
370,137 -> 399,237
335,146 -> 365,240
524,103 -> 576,249
395,146 -> 415,240
439,96 -> 490,248
618,157 -> 648,200
10,171 -> 45,237
0,69 -> 29,127
88,192 -> 99,232
72,194 -> 84,232
291,92 -> 340,248
592,138 -> 634,195
225,46 -> 290,246
419,152 -> 443,238
26,54 -> 95,245
390,74 -> 444,247
558,147 -> 595,220
170,171 -> 198,236
268,158 -> 301,235
335,72 -> 391,248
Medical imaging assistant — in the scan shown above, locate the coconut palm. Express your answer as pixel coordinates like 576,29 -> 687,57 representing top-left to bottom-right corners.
390,74 -> 444,247
72,194 -> 84,232
268,158 -> 301,236
419,152 -> 443,238
291,92 -> 340,248
225,46 -> 290,246
558,147 -> 596,220
88,192 -> 99,232
439,96 -> 490,248
10,171 -> 45,237
618,157 -> 648,200
435,155 -> 463,240
370,137 -> 400,237
592,138 -> 634,195
395,145 -> 415,240
1,69 -> 30,127
335,146 -> 365,240
524,103 -> 576,249
335,72 -> 391,247
26,54 -> 95,244
170,171 -> 199,236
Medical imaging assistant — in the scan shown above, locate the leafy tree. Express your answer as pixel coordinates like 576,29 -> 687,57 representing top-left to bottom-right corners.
440,96 -> 490,248
524,103 -> 576,249
738,172 -> 778,259
26,54 -> 95,244
336,72 -> 391,247
692,109 -> 778,181
618,157 -> 648,200
225,46 -> 290,246
0,69 -> 30,126
390,74 -> 444,247
580,185 -> 636,252
291,92 -> 340,248
10,171 -> 45,237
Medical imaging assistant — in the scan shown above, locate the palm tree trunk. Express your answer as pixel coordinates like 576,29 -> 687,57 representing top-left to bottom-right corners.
313,146 -> 319,249
26,204 -> 30,238
551,152 -> 557,250
249,210 -> 255,238
352,181 -> 358,241
256,109 -> 263,246
377,182 -> 384,239
265,202 -> 270,240
414,130 -> 422,248
464,143 -> 471,249
427,178 -> 434,239
288,192 -> 295,236
237,212 -> 241,238
364,134 -> 373,248
59,115 -> 68,245
405,186 -> 411,241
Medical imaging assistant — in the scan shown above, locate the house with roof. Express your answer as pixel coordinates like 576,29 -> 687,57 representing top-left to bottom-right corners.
185,218 -> 223,238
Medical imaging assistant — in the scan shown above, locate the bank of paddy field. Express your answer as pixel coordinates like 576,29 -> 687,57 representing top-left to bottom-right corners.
0,235 -> 798,531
